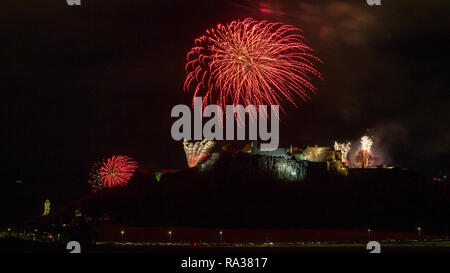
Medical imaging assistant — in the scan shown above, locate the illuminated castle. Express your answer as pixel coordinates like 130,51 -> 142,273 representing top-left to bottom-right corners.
183,140 -> 348,182
249,142 -> 348,178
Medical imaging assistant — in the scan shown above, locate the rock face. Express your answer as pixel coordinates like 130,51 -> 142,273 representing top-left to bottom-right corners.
249,154 -> 309,182
197,152 -> 311,182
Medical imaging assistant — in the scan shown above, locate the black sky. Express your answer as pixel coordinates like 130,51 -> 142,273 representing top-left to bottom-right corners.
1,0 -> 449,203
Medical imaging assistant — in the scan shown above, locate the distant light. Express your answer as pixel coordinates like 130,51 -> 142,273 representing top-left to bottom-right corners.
155,172 -> 163,182
168,230 -> 172,235
120,230 -> 125,235
417,227 -> 422,231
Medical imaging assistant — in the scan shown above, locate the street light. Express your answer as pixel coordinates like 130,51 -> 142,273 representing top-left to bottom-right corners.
168,230 -> 172,242
368,229 -> 372,241
120,230 -> 125,241
219,231 -> 223,242
417,227 -> 422,241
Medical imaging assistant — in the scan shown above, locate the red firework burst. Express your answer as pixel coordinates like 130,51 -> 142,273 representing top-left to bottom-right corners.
91,155 -> 138,189
184,18 -> 322,113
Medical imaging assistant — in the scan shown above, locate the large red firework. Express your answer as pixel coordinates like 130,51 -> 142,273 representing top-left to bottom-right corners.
184,18 -> 322,113
89,155 -> 138,191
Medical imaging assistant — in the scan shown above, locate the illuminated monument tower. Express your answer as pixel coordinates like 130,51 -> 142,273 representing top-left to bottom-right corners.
359,136 -> 373,168
42,199 -> 51,216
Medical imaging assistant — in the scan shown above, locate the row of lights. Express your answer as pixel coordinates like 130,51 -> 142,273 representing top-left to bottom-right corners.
3,228 -> 61,242
3,227 -> 425,242
119,229 -> 224,242
367,227 -> 423,240
119,228 -> 424,242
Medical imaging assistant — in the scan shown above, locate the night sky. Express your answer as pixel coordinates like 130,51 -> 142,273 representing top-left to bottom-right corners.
1,0 -> 449,204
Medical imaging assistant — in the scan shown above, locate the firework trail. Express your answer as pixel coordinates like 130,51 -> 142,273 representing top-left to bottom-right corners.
184,18 -> 322,117
360,136 -> 373,167
183,139 -> 216,168
334,141 -> 351,162
361,136 -> 373,152
89,155 -> 138,191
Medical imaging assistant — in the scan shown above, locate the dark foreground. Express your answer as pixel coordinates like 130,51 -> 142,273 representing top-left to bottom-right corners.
2,238 -> 450,253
